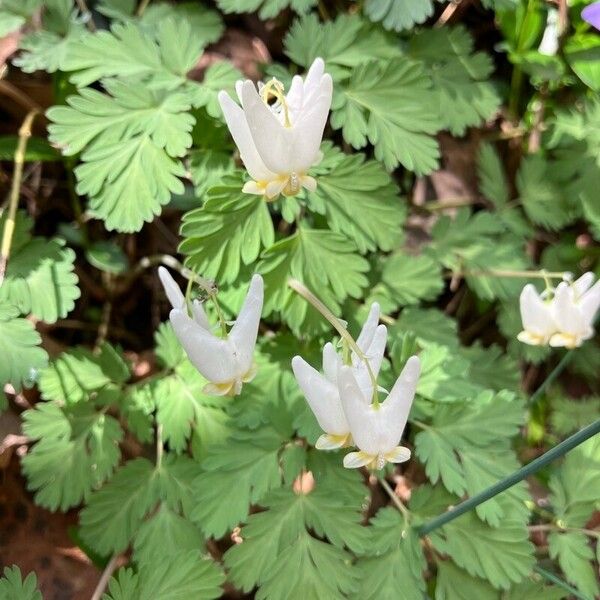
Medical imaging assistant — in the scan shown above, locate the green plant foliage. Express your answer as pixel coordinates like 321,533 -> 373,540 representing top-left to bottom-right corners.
0,304 -> 48,390
224,486 -> 368,597
180,174 -> 275,283
307,144 -> 405,252
353,508 -> 426,600
408,27 -> 501,135
0,0 -> 42,37
104,551 -> 224,600
21,402 -> 123,511
414,391 -> 530,525
0,566 -> 42,600
364,0 -> 440,32
258,227 -> 369,335
550,397 -> 600,435
217,0 -> 315,20
430,512 -> 535,589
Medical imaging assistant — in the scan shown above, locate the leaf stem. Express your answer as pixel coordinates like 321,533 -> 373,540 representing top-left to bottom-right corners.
379,476 -> 410,522
528,523 -> 600,539
136,0 -> 152,16
446,268 -> 568,280
527,350 -> 574,408
418,419 -> 600,536
0,110 -> 38,286
533,565 -> 591,600
288,278 -> 379,403
74,0 -> 96,31
90,554 -> 120,600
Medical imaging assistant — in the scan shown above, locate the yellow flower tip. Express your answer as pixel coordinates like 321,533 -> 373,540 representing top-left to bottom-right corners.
517,330 -> 549,346
315,433 -> 352,450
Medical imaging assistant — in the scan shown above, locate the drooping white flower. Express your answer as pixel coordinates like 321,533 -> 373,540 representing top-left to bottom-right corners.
338,356 -> 421,470
158,267 -> 263,396
517,284 -> 557,346
218,57 -> 333,200
291,303 -> 387,450
550,273 -> 600,349
538,7 -> 560,56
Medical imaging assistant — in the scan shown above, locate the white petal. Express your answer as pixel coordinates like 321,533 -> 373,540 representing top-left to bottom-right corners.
520,284 -> 555,337
355,302 -> 380,355
158,267 -> 185,310
191,299 -> 211,331
229,274 -> 263,374
292,356 -> 348,435
553,282 -> 585,336
354,324 -> 387,399
322,342 -> 341,383
343,451 -> 374,469
579,280 -> 600,326
385,446 -> 411,464
289,74 -> 332,172
285,74 -> 304,120
338,366 -> 379,455
218,90 -> 275,181
240,80 -> 294,174
303,57 -> 325,101
242,180 -> 267,195
315,433 -> 349,450
301,175 -> 317,192
169,309 -> 237,383
573,272 -> 595,298
265,178 -> 287,199
379,356 -> 420,452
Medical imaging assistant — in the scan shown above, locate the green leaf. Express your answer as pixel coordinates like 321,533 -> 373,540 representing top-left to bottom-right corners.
80,458 -> 162,555
392,308 -> 459,350
548,531 -> 599,599
47,82 -> 192,232
0,0 -> 42,37
258,228 -> 369,335
477,142 -> 509,209
307,144 -> 405,252
0,566 -> 42,600
434,561 -> 497,600
549,435 -> 600,528
564,33 -> 600,91
61,19 -> 202,88
191,422 -> 293,537
517,154 -> 574,231
353,509 -> 426,600
430,513 -> 535,589
180,174 -> 275,284
285,14 -> 398,76
0,304 -> 47,390
0,238 -> 79,323
364,0 -> 439,32
408,27 -> 500,136
216,0 -> 315,20
0,136 -> 60,161
86,241 -> 128,274
459,343 -> 520,392
414,391 -> 528,525
369,252 -> 444,310
105,551 -> 224,600
331,59 -> 440,174
504,577 -> 564,600
190,61 -> 243,119
225,487 -> 368,595
39,343 -> 130,404
550,397 -> 600,435
21,403 -> 123,511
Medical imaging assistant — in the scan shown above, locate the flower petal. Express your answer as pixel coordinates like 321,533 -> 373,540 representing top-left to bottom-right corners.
322,342 -> 341,383
292,356 -> 348,435
316,433 -> 350,450
218,90 -> 275,181
519,284 -> 555,337
573,272 -> 595,298
158,267 -> 185,310
385,446 -> 411,464
580,280 -> 600,326
582,2 -> 600,30
191,299 -> 211,331
229,274 -> 263,374
355,302 -> 380,355
379,356 -> 420,452
553,282 -> 585,337
169,309 -> 237,383
343,451 -> 374,469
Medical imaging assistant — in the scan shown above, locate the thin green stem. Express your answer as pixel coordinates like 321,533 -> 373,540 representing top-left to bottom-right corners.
136,0 -> 152,16
0,110 -> 38,286
533,566 -> 591,600
447,268 -> 567,281
379,477 -> 410,523
288,278 -> 379,403
418,419 -> 600,536
527,351 -> 574,407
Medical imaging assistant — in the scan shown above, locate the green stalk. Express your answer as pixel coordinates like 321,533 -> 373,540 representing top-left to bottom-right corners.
418,419 -> 600,536
527,350 -> 574,407
533,566 -> 591,600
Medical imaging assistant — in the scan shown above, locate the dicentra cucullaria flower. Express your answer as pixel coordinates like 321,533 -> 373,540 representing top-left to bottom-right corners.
518,272 -> 600,349
218,57 -> 333,200
158,267 -> 263,396
291,303 -> 387,450
338,356 -> 421,470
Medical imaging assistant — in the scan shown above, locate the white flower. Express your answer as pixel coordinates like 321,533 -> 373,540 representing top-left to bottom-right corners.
158,267 -> 263,396
218,57 -> 333,200
517,284 -> 556,346
291,303 -> 387,450
538,7 -> 560,56
550,273 -> 600,349
518,273 -> 600,349
338,356 -> 421,470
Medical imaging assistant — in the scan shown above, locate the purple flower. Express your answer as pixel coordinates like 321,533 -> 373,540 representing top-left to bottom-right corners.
582,2 -> 600,30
